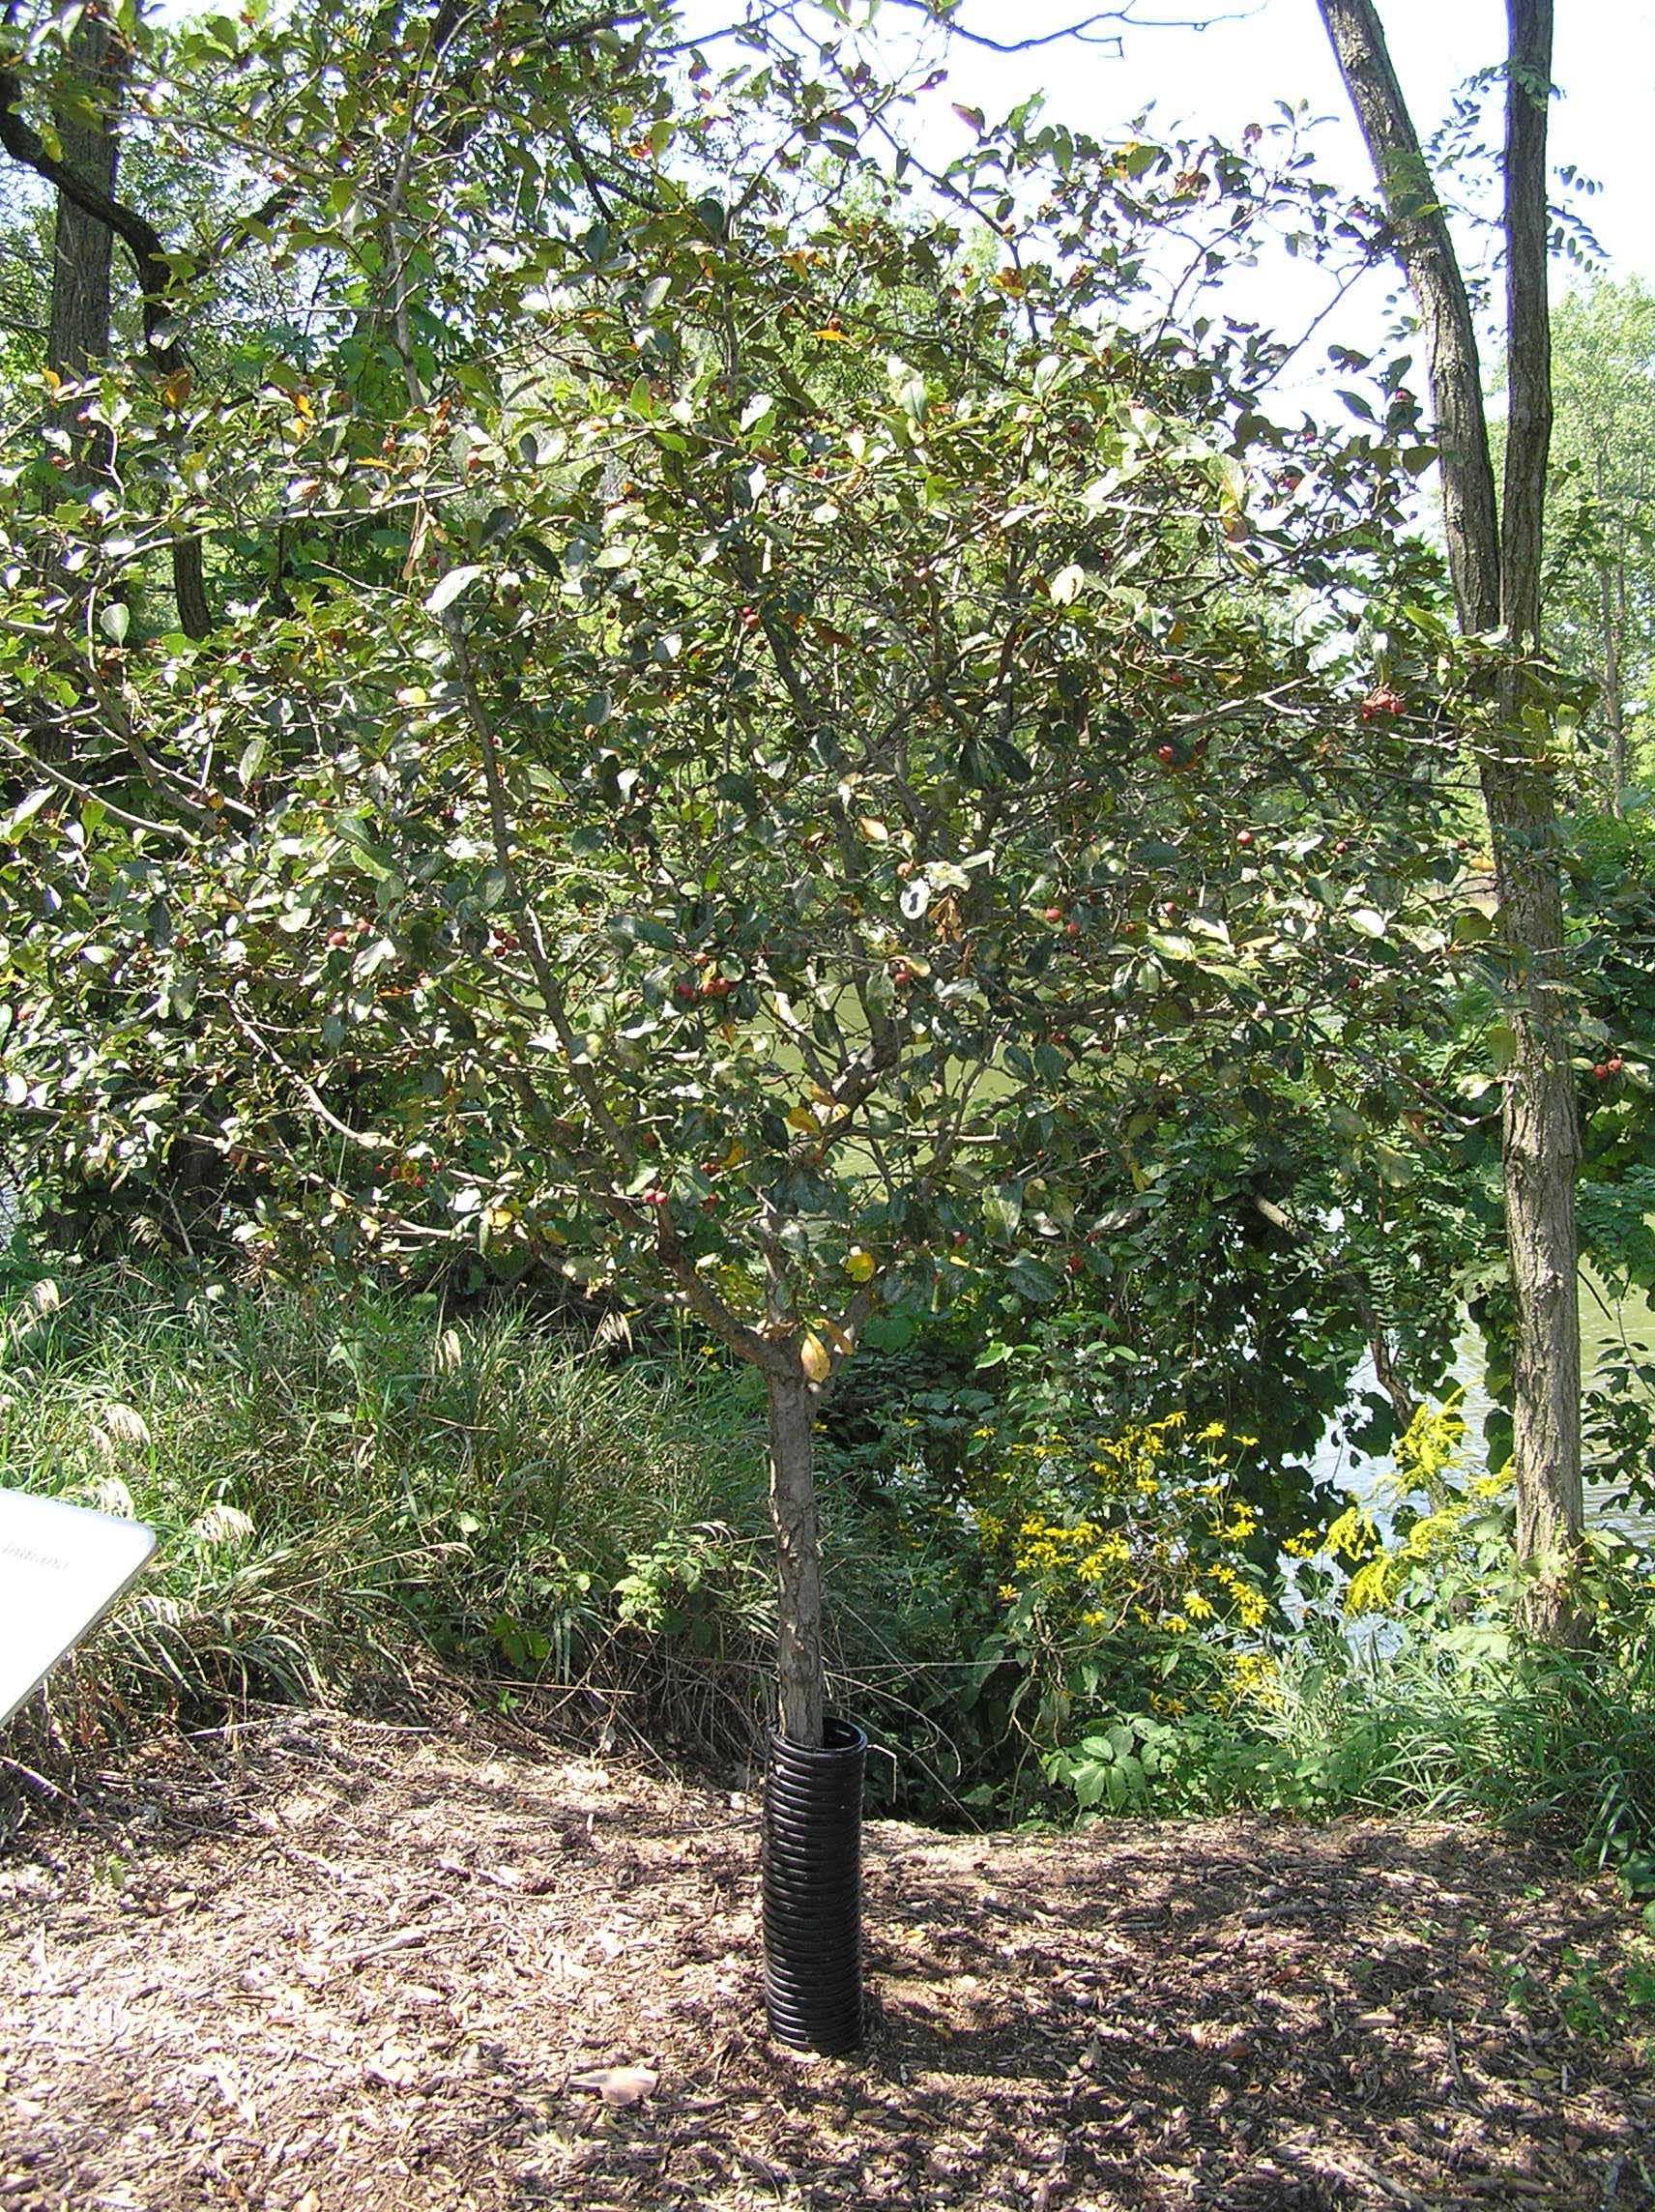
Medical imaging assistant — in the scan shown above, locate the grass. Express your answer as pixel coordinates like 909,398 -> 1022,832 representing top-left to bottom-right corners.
1212,1624 -> 1655,1889
0,1261 -> 975,1791
0,1262 -> 781,1756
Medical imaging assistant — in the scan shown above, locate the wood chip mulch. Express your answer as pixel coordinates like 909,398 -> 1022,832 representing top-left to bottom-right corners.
1,1715 -> 1651,2210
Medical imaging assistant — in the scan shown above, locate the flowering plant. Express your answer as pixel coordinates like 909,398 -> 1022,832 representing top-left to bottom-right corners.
961,1409 -> 1280,1795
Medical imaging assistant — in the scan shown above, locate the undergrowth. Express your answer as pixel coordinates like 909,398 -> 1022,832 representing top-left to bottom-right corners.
4,1261 -> 1655,1897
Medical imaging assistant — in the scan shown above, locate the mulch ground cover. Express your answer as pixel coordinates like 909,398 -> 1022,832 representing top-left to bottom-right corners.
1,1713 -> 1651,2211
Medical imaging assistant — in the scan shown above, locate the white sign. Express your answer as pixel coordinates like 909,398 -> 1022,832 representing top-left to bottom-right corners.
0,1488 -> 157,1729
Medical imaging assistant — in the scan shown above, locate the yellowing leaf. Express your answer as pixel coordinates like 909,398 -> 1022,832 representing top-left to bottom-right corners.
799,1332 -> 832,1383
843,1248 -> 876,1282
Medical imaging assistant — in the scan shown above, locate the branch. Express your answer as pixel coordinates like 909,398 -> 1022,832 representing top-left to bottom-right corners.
874,0 -> 1244,52
441,605 -> 640,1177
224,997 -> 390,1150
0,62 -> 174,304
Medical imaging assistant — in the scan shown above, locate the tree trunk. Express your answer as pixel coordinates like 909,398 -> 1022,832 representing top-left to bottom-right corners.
0,17 -> 212,637
1599,553 -> 1626,817
48,19 -> 123,388
1319,0 -> 1585,1637
767,1368 -> 826,1747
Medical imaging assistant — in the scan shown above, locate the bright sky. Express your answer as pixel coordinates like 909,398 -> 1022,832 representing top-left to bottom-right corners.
885,0 -> 1655,393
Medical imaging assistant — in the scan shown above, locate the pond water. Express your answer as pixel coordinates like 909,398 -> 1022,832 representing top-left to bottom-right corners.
1309,1271 -> 1655,1541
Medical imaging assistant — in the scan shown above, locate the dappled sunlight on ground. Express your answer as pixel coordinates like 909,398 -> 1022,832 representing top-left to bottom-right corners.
0,1717 -> 1649,2209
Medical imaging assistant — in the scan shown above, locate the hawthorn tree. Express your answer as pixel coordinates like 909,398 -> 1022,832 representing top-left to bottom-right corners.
0,2 -> 1459,1739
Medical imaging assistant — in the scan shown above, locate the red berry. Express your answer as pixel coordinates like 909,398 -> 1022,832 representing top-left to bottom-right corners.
1609,1056 -> 1624,1074
1064,920 -> 1081,938
1043,907 -> 1062,923
1235,829 -> 1254,848
1593,1063 -> 1610,1082
1156,744 -> 1176,765
1333,839 -> 1349,856
645,1188 -> 668,1208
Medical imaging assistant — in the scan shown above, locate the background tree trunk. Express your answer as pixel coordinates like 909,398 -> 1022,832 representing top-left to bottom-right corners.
767,1370 -> 826,1747
1598,545 -> 1626,816
0,13 -> 211,636
47,18 -> 123,387
1318,0 -> 1585,1638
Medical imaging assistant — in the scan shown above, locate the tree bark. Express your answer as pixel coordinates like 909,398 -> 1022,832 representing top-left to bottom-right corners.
767,1367 -> 826,1747
1318,0 -> 1585,1637
47,19 -> 123,386
1599,548 -> 1626,817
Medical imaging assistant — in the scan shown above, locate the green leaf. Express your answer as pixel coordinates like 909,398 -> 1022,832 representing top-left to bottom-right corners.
1,788 -> 52,840
425,566 -> 485,617
1006,1253 -> 1062,1303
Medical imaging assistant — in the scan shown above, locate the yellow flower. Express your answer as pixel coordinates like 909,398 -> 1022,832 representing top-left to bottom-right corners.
1198,1420 -> 1227,1442
1182,1588 -> 1215,1621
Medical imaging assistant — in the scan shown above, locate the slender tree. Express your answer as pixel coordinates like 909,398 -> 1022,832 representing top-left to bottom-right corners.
1542,280 -> 1655,814
1317,0 -> 1584,1636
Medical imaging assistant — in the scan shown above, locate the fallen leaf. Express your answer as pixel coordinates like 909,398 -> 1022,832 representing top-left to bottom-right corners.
1188,2022 -> 1252,2061
567,2064 -> 658,2109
